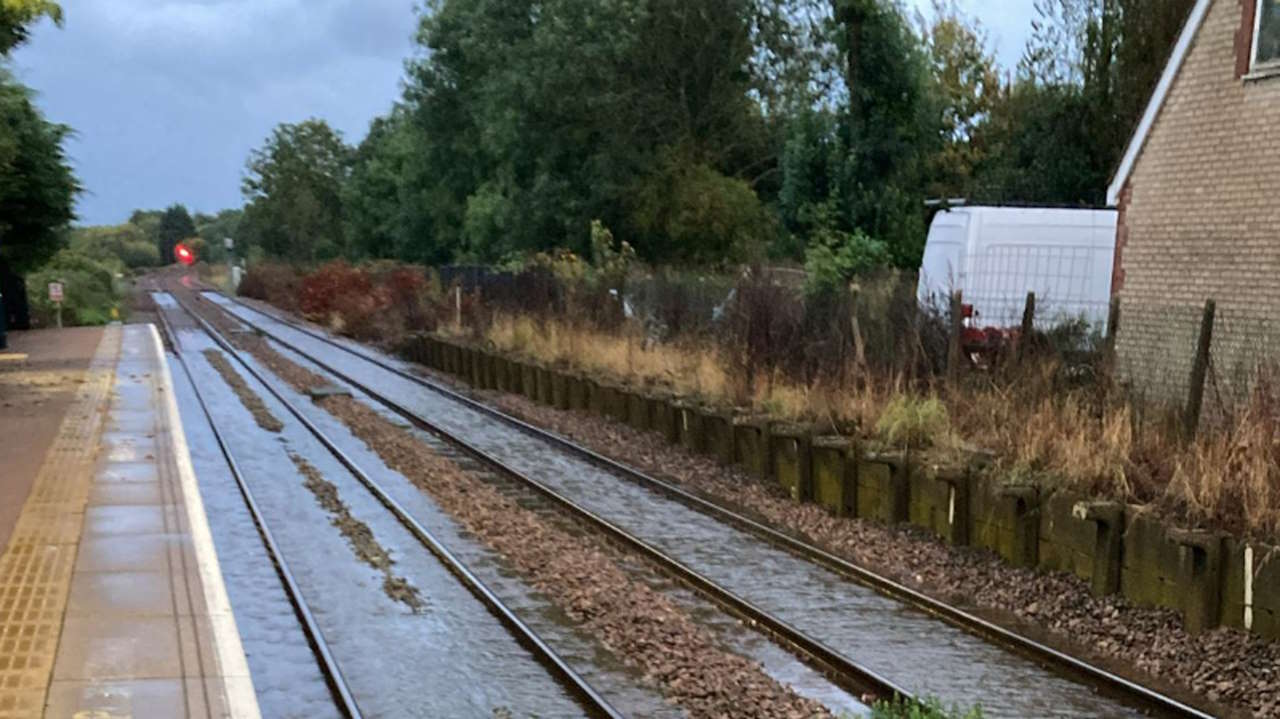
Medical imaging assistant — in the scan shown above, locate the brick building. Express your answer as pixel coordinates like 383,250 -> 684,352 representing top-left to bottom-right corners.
1108,0 -> 1280,407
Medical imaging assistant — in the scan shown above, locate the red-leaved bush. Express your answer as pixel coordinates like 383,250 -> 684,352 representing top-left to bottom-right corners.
241,259 -> 448,345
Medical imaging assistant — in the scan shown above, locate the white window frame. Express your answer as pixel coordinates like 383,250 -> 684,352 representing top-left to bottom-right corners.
1254,0 -> 1280,72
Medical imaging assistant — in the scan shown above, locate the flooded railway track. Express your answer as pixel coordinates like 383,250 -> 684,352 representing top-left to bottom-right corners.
202,289 -> 1220,719
156,303 -> 364,718
155,291 -> 623,719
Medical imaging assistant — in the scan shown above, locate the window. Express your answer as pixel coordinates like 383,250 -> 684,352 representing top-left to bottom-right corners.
1256,0 -> 1280,69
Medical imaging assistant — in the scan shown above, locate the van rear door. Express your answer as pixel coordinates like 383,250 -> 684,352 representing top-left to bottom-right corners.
917,210 -> 968,312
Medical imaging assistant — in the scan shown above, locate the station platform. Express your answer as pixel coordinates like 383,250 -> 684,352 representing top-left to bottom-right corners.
0,324 -> 259,718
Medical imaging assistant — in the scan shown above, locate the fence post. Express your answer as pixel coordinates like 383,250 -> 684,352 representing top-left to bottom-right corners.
454,285 -> 462,331
1018,291 -> 1036,363
1183,299 -> 1216,439
947,290 -> 964,386
849,283 -> 867,377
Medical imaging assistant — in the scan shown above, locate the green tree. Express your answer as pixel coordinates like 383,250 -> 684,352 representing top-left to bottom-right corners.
240,119 -> 351,261
195,208 -> 243,263
344,109 -> 420,261
69,222 -> 160,270
823,0 -> 938,268
973,82 -> 1102,204
156,204 -> 195,265
0,70 -> 77,274
401,0 -> 787,264
0,0 -> 61,54
918,1 -> 1002,199
973,0 -> 1195,205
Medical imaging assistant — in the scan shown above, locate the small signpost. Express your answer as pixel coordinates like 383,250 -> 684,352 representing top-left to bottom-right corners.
224,237 -> 239,291
49,281 -> 64,329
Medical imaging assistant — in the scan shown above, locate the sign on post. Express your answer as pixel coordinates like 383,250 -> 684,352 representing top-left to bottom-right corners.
48,281 -> 64,329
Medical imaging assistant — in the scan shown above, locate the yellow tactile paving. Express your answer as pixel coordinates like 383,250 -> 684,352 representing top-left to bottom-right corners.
0,327 -> 120,718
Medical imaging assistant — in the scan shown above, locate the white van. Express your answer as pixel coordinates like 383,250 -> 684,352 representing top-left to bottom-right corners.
917,206 -> 1118,332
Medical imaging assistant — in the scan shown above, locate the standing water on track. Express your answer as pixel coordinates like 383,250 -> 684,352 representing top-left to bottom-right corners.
159,293 -> 596,718
209,293 -> 1148,719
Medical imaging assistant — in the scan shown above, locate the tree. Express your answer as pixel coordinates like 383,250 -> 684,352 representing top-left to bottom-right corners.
344,110 -> 419,261
0,70 -> 77,274
156,204 -> 195,265
69,222 -> 160,270
0,0 -> 61,54
195,208 -> 243,263
918,1 -> 1002,199
824,0 -> 938,267
972,82 -> 1102,204
973,0 -> 1195,206
241,119 -> 350,261
401,0 -> 786,264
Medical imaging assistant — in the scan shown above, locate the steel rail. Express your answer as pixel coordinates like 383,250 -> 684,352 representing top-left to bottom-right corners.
198,293 -> 917,706
215,290 -> 1218,719
166,291 -> 624,719
154,297 -> 364,719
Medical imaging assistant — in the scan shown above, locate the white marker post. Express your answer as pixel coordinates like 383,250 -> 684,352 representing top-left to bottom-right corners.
224,237 -> 237,292
48,281 -> 64,329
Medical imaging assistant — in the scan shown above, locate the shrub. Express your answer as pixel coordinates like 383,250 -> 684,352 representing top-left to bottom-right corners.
297,261 -> 393,340
875,395 -> 951,450
369,262 -> 440,333
117,240 -> 161,269
68,223 -> 161,271
238,262 -> 302,311
26,250 -> 119,327
298,261 -> 372,319
626,156 -> 774,264
803,228 -> 891,299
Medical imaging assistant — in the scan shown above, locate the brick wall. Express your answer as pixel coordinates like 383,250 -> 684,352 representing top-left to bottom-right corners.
1116,0 -> 1280,407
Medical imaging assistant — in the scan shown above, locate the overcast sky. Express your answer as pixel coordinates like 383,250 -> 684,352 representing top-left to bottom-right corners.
12,0 -> 1034,227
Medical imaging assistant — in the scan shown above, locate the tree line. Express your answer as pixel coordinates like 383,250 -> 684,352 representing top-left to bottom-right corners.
0,0 -> 1202,325
230,0 -> 1195,283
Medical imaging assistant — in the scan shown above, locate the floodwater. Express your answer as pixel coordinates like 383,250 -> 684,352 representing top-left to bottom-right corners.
157,294 -> 593,718
209,293 -> 1147,719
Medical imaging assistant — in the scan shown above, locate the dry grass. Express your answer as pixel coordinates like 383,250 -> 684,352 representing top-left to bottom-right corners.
480,307 -> 1280,538
1166,391 -> 1280,538
484,313 -> 905,428
485,314 -> 732,400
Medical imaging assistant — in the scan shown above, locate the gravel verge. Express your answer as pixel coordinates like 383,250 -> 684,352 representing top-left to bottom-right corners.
204,341 -> 423,610
203,348 -> 284,432
290,453 -> 426,611
472,386 -> 1278,718
184,293 -> 832,719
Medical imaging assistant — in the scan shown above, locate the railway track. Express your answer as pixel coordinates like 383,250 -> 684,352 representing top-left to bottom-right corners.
204,289 -> 1219,719
184,299 -> 915,705
156,291 -> 623,719
157,300 -> 364,719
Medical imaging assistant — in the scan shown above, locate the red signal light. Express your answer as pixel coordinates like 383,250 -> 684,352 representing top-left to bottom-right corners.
175,243 -> 196,266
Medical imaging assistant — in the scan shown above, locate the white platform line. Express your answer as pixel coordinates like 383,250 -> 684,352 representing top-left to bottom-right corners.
150,323 -> 262,719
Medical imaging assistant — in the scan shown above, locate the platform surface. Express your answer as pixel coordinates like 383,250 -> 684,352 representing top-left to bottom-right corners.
0,327 -> 105,553
0,324 -> 258,718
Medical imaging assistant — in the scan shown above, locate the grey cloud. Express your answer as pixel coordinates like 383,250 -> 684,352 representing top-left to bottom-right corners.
12,0 -> 416,225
